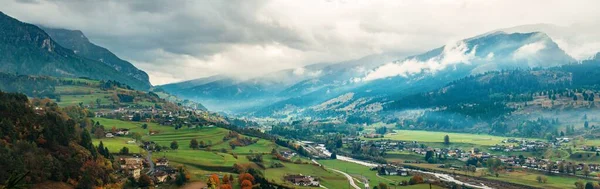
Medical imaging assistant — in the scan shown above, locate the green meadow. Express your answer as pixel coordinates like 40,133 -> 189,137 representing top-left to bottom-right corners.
371,129 -> 540,146
318,160 -> 442,189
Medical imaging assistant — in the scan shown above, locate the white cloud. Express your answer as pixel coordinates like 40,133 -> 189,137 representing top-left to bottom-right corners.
2,0 -> 600,85
486,52 -> 495,60
513,41 -> 546,59
357,41 -> 477,82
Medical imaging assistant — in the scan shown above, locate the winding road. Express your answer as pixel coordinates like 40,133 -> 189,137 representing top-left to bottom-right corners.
328,168 -> 362,189
314,142 -> 493,189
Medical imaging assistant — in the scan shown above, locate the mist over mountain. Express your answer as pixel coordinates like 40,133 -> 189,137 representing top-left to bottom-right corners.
159,52 -> 405,112
0,12 -> 150,90
161,30 -> 576,118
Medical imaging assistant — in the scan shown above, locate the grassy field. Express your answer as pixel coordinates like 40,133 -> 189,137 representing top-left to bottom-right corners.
318,160 -> 441,189
93,137 -> 142,153
264,161 -> 349,189
486,170 -> 597,189
370,130 -> 539,146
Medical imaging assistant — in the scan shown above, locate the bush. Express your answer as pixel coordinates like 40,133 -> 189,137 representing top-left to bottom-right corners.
408,175 -> 424,185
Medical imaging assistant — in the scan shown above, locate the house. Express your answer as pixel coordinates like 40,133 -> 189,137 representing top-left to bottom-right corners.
284,175 -> 320,187
399,168 -> 409,176
120,158 -> 143,169
154,171 -> 169,183
156,157 -> 169,166
116,128 -> 130,136
129,167 -> 141,179
105,133 -> 114,138
384,166 -> 398,176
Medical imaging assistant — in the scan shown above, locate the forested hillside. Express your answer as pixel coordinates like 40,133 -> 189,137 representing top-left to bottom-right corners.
0,91 -> 116,188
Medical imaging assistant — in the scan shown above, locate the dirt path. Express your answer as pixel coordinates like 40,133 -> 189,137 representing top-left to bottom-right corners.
180,181 -> 207,189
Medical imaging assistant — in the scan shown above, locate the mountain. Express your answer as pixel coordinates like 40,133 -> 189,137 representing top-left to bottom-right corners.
159,52 -> 404,112
251,31 -> 576,119
0,12 -> 150,90
162,29 -> 576,119
40,26 -> 151,89
494,23 -> 600,60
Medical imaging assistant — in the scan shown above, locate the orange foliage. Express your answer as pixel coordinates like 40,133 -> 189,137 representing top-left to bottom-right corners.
241,180 -> 253,189
238,173 -> 254,185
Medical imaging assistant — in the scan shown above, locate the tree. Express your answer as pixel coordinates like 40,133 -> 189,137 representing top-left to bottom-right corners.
142,123 -> 148,129
208,174 -> 220,188
444,135 -> 450,145
378,183 -> 389,189
575,180 -> 585,189
120,147 -> 129,155
583,164 -> 590,177
96,98 -> 101,108
331,153 -> 337,159
80,129 -> 98,158
238,173 -> 255,185
558,162 -> 565,173
241,180 -> 253,189
131,132 -> 142,142
190,139 -> 199,149
408,175 -> 424,185
585,182 -> 594,189
424,151 -> 434,161
138,174 -> 153,187
94,127 -> 105,139
171,141 -> 179,150
223,174 -> 230,184
175,168 -> 188,186
536,175 -> 547,183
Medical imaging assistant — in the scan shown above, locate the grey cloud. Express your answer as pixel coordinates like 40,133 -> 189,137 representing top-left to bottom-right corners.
4,0 -> 600,85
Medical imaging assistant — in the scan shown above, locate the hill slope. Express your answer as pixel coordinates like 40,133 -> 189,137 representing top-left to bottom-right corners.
40,26 -> 151,89
0,12 -> 150,90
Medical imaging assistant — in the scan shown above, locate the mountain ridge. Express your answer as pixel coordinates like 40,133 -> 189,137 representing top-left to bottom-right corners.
0,11 -> 151,90
40,26 -> 151,88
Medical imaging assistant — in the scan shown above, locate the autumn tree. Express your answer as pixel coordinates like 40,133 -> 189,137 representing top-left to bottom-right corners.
138,174 -> 153,187
238,173 -> 255,185
408,175 -> 424,185
241,180 -> 253,189
207,174 -> 220,188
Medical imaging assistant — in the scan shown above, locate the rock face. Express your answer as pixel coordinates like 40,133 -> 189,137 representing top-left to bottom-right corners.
0,11 -> 151,90
40,26 -> 151,89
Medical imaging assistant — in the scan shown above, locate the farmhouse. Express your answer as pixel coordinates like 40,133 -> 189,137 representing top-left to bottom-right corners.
284,175 -> 320,187
120,157 -> 144,179
156,157 -> 169,166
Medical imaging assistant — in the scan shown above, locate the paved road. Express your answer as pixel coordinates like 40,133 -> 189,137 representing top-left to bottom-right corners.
329,168 -> 361,189
312,141 -> 492,189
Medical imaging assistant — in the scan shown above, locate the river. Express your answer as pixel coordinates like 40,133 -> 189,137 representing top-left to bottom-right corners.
316,143 -> 493,189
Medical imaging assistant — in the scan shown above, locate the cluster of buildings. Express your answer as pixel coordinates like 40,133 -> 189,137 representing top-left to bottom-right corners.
119,156 -> 178,184
104,128 -> 130,138
375,165 -> 409,176
490,139 -> 550,152
284,174 -> 320,187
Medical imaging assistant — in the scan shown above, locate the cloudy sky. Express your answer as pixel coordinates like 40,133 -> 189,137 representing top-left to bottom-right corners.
3,0 -> 600,85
